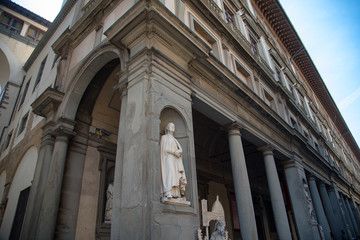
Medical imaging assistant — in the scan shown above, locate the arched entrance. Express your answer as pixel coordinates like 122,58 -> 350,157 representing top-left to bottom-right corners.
0,146 -> 37,240
57,56 -> 122,240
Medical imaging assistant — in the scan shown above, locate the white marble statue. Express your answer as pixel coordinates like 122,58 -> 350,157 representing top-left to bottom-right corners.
210,221 -> 228,240
104,182 -> 114,223
160,122 -> 187,199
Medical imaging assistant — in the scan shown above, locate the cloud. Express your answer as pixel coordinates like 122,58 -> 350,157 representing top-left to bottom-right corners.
338,86 -> 360,111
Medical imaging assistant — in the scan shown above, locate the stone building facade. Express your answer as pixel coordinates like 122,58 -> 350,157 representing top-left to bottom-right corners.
0,0 -> 359,239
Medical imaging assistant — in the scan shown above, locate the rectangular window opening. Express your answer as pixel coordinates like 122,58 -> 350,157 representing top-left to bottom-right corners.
33,56 -> 47,91
4,130 -> 13,149
235,61 -> 250,86
18,113 -> 29,136
264,90 -> 275,109
19,79 -> 31,109
193,20 -> 219,58
26,26 -> 45,43
0,12 -> 23,34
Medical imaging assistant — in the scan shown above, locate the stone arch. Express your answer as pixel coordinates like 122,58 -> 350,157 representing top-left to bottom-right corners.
56,43 -> 124,239
0,146 -> 37,240
0,41 -> 23,89
60,43 -> 128,121
0,49 -> 10,90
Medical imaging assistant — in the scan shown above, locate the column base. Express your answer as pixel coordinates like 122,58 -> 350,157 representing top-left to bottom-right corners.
161,197 -> 191,206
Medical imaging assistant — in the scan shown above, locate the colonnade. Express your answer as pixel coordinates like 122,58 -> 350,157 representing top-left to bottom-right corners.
227,123 -> 360,240
19,87 -> 360,240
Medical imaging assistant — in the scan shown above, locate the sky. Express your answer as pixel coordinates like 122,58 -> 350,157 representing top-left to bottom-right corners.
279,0 -> 360,148
13,0 -> 360,147
13,0 -> 63,22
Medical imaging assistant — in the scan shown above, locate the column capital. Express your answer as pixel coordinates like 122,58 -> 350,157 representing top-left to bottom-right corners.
52,117 -> 76,140
114,68 -> 129,97
318,181 -> 326,188
257,145 -> 274,156
307,175 -> 316,182
225,121 -> 244,136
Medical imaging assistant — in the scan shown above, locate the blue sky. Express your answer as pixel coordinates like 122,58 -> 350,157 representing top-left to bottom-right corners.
279,0 -> 360,148
13,0 -> 63,21
14,0 -> 360,148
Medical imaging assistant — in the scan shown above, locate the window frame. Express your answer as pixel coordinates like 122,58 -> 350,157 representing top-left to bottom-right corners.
4,130 -> 13,149
33,56 -> 48,92
0,12 -> 23,34
18,113 -> 29,136
190,15 -> 220,59
18,78 -> 31,109
26,26 -> 45,43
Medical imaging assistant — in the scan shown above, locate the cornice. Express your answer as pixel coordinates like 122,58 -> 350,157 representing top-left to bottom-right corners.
23,0 -> 77,71
253,0 -> 360,162
52,0 -> 121,57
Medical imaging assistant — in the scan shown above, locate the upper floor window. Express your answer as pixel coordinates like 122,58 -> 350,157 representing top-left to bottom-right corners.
4,130 -> 13,149
33,56 -> 47,91
290,116 -> 298,130
224,4 -> 235,24
303,129 -> 309,141
18,113 -> 29,136
0,12 -> 23,34
26,26 -> 45,43
192,18 -> 220,58
249,35 -> 258,55
234,60 -> 251,88
19,78 -> 31,109
263,90 -> 275,109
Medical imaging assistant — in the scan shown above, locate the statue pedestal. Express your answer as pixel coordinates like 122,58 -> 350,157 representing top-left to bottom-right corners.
161,197 -> 191,206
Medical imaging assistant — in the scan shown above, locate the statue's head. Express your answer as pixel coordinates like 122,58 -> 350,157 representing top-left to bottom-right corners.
165,122 -> 175,133
214,220 -> 225,232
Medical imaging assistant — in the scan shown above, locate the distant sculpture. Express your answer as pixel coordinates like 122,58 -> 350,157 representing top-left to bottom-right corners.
210,221 -> 228,240
198,196 -> 230,240
104,182 -> 113,223
303,179 -> 316,222
55,56 -> 66,91
160,122 -> 187,200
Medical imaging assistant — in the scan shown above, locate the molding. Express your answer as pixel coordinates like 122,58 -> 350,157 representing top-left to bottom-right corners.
23,0 -> 77,71
31,87 -> 64,119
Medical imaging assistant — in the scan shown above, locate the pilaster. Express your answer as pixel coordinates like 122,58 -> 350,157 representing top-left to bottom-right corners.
36,119 -> 76,240
318,182 -> 341,240
21,88 -> 65,240
283,158 -> 319,240
307,176 -> 331,240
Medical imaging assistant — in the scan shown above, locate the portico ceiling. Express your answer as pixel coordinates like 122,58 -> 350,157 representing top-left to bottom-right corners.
254,0 -> 360,161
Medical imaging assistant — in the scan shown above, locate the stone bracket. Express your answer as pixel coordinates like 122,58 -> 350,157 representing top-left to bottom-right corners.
31,87 -> 64,121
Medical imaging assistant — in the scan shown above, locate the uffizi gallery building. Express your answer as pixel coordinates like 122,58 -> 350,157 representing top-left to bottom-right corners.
0,0 -> 360,239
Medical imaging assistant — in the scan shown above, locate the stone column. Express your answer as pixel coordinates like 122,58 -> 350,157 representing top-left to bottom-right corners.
258,145 -> 292,240
111,79 -> 128,240
36,120 -> 75,240
307,176 -> 331,240
20,123 -> 55,240
55,128 -> 88,240
340,194 -> 355,237
21,88 -> 64,240
228,123 -> 258,240
318,182 -> 341,240
283,159 -> 320,240
328,186 -> 351,238
350,198 -> 360,231
344,197 -> 359,235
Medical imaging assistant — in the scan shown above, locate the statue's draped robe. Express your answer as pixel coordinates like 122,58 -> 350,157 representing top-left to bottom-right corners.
160,134 -> 187,197
105,182 -> 113,222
